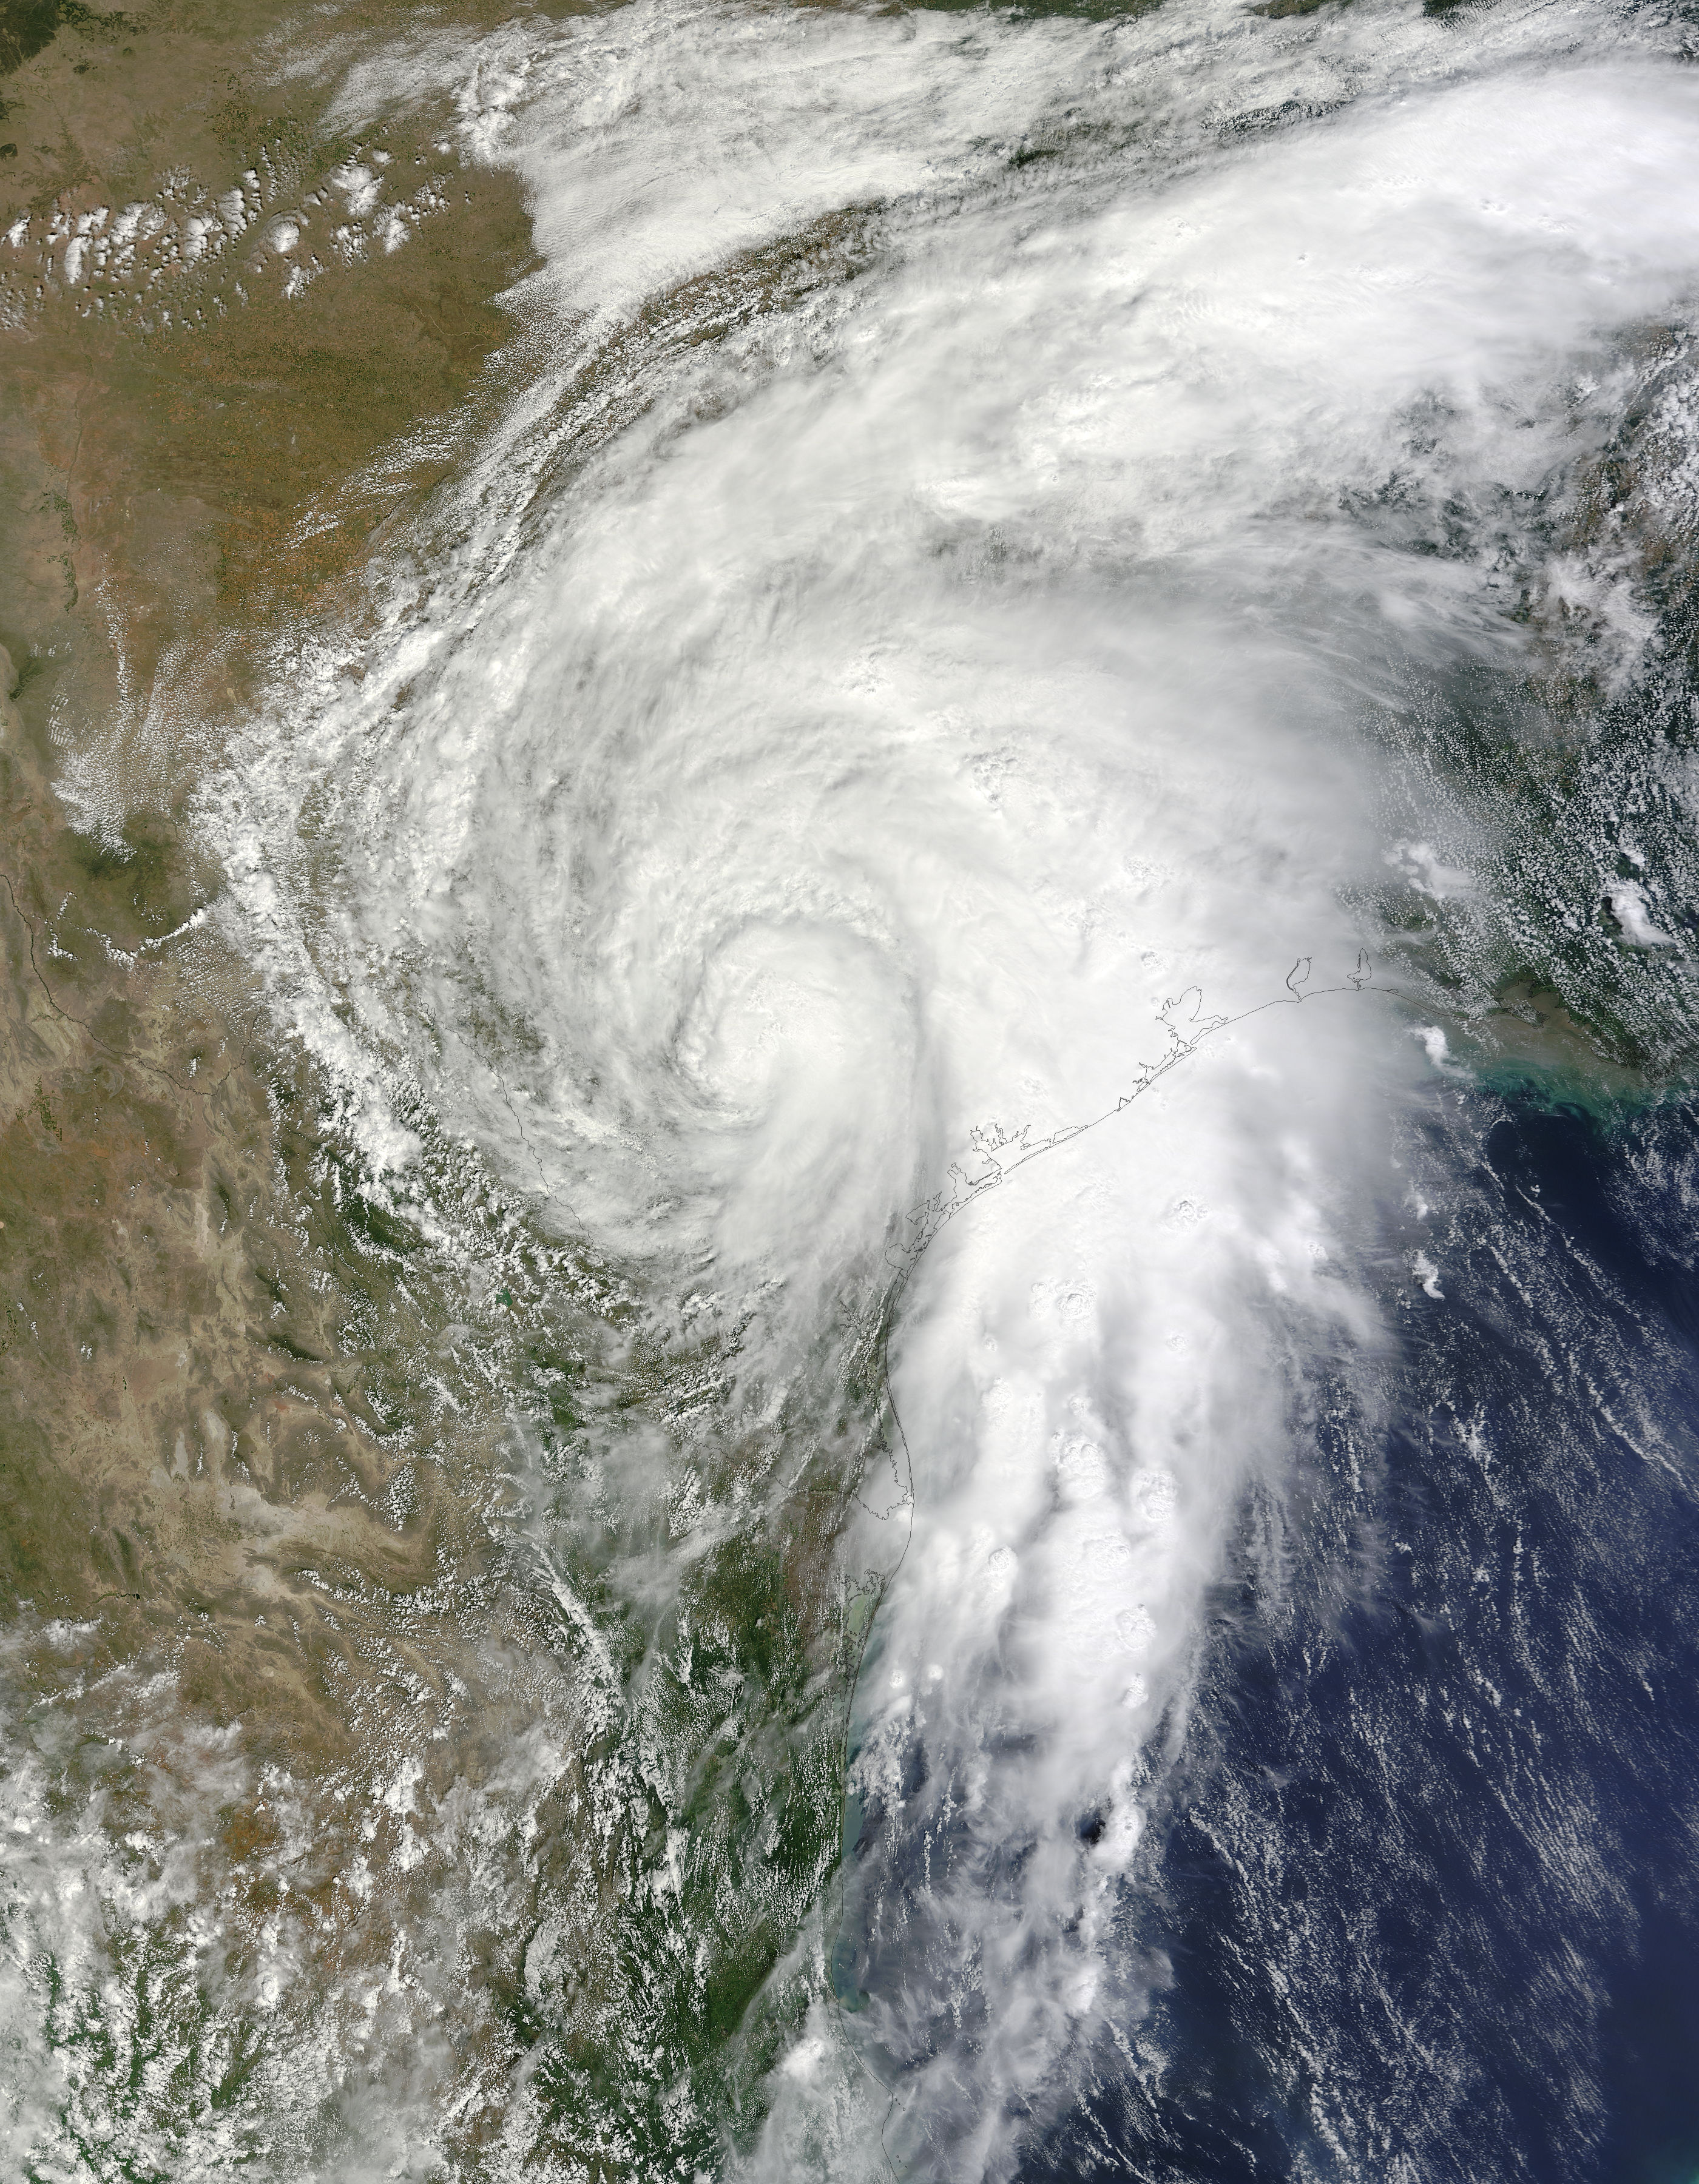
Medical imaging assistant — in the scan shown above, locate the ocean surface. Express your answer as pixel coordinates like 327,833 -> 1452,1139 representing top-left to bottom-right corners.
1030,1085 -> 1699,2182
8,0 -> 1699,2176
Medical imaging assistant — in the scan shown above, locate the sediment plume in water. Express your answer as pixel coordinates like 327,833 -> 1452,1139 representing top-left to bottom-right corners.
9,1 -> 1699,2177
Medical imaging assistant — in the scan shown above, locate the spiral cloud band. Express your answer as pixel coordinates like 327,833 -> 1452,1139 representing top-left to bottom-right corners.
146,0 -> 1699,2172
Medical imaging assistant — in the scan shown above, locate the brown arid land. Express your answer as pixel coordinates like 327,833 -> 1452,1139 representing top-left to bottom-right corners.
0,18 -> 871,2161
0,0 -> 559,1753
0,12 -> 674,2155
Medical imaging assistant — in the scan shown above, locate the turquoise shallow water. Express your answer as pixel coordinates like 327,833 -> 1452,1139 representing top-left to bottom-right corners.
15,1 -> 1699,2177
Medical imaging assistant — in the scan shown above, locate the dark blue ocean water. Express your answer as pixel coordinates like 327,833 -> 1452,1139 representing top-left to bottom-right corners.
1032,1086 -> 1699,2183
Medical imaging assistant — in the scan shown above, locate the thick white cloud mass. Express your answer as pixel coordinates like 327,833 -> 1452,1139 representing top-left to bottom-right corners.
136,0 -> 1699,2173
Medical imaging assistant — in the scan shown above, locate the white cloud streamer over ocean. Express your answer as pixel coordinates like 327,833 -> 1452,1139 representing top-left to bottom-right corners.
87,0 -> 1699,2172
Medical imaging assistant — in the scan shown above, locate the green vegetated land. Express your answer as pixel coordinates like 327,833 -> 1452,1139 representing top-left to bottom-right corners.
0,4 -> 895,2172
5,1 -> 1698,2172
